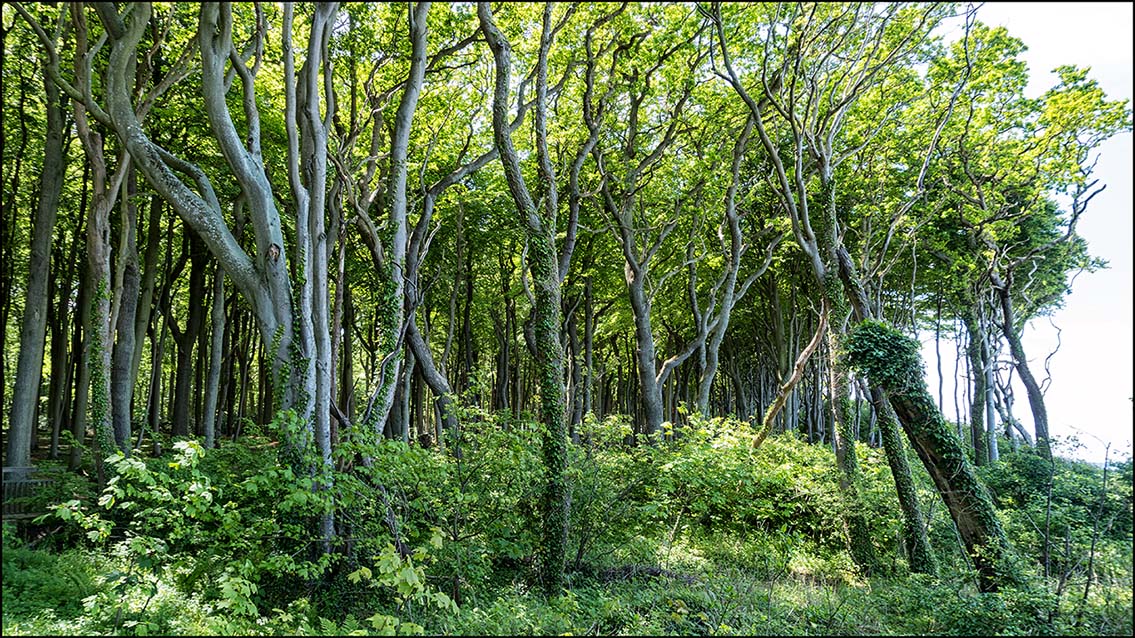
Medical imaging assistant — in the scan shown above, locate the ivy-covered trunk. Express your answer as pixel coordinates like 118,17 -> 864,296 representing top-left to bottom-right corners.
869,386 -> 937,574
528,228 -> 569,598
479,1 -> 568,595
836,246 -> 936,575
846,321 -> 1021,592
821,272 -> 879,573
815,177 -> 878,573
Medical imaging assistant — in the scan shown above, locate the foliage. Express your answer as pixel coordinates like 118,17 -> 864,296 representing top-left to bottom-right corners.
6,404 -> 1134,635
2,1 -> 1133,634
843,320 -> 925,395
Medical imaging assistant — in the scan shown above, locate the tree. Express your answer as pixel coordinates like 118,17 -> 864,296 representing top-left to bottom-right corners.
478,0 -> 570,596
5,15 -> 65,468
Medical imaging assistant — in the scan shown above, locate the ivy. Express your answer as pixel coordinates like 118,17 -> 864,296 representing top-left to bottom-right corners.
843,320 -> 925,396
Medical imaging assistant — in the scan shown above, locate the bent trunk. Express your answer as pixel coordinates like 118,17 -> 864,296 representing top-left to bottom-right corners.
846,320 -> 1021,592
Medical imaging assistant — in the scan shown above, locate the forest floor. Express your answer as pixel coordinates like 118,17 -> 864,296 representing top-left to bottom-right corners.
4,523 -> 1132,636
3,418 -> 1132,636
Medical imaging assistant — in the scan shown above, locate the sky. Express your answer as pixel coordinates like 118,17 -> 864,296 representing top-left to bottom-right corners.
918,3 -> 1133,463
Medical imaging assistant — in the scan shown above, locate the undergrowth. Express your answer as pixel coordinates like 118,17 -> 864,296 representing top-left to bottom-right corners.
3,410 -> 1131,636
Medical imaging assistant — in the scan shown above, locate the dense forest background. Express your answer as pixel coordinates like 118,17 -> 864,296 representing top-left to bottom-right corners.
2,2 -> 1132,635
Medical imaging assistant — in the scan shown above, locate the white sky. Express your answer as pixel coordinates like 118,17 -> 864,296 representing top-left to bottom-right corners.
919,2 -> 1134,463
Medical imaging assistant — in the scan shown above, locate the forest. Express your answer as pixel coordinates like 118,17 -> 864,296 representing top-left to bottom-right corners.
1,2 -> 1132,636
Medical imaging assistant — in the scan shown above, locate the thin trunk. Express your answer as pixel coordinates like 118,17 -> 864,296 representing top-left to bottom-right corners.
628,279 -> 665,435
963,309 -> 989,465
406,318 -> 459,439
582,278 -> 594,419
567,311 -> 583,443
341,284 -> 355,424
145,313 -> 167,455
171,234 -> 207,438
7,60 -> 65,468
459,243 -> 475,394
71,272 -> 92,471
480,1 -> 568,595
202,264 -> 225,448
49,230 -> 84,459
870,385 -> 937,574
992,275 -> 1043,457
982,319 -> 1000,463
110,170 -> 140,452
131,195 -> 163,411
935,293 -> 943,412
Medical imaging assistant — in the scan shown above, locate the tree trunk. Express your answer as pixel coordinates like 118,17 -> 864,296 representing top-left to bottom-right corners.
992,274 -> 1047,459
82,153 -> 117,488
6,64 -> 64,468
202,265 -> 225,448
131,195 -> 163,416
566,311 -> 583,443
869,386 -> 937,574
110,170 -> 140,452
846,319 -> 1022,592
70,272 -> 92,471
340,284 -> 355,424
962,309 -> 989,465
480,1 -> 568,596
406,319 -> 459,438
171,234 -> 207,438
627,278 -> 666,435
147,310 -> 167,455
982,318 -> 1000,463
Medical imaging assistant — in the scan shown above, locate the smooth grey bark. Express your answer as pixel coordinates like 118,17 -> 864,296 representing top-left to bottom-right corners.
6,55 -> 65,468
381,1 -> 430,425
349,2 -> 430,434
626,276 -> 666,435
202,264 -> 225,449
962,308 -> 989,465
83,3 -> 296,406
693,116 -> 781,415
282,1 -> 344,551
396,348 -> 414,444
110,171 -> 139,452
592,55 -> 699,434
991,270 -> 1047,459
71,5 -> 131,478
981,313 -> 1000,462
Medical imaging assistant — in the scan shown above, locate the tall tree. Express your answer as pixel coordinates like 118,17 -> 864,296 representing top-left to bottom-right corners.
6,20 -> 66,468
479,0 -> 569,596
